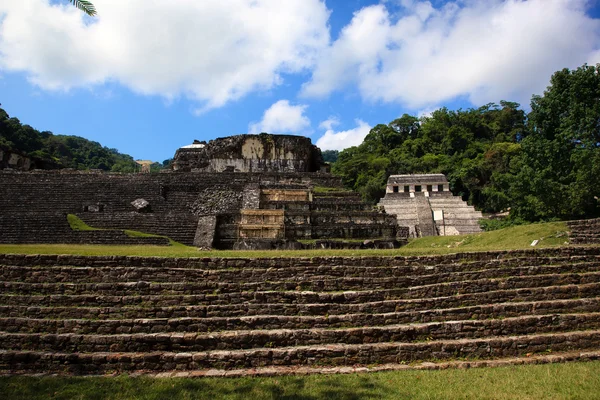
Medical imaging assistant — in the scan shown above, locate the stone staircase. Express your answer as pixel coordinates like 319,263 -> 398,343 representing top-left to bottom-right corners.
427,193 -> 483,235
77,213 -> 199,246
569,218 -> 600,245
414,196 -> 436,237
1,247 -> 600,375
379,191 -> 483,237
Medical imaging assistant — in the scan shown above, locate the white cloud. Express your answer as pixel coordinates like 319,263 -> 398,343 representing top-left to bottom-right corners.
249,100 -> 311,134
417,107 -> 436,118
0,0 -> 330,110
316,119 -> 372,151
302,0 -> 600,109
318,116 -> 340,130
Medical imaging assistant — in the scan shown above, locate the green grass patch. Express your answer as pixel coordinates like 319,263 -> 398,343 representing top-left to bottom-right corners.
67,214 -> 182,247
67,214 -> 102,231
2,361 -> 600,399
0,221 -> 579,258
123,230 -> 185,247
402,221 -> 570,254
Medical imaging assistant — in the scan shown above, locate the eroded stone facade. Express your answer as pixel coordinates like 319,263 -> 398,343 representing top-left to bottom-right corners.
172,134 -> 327,173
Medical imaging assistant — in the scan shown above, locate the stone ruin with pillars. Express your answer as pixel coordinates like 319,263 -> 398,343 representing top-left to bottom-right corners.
378,174 -> 483,238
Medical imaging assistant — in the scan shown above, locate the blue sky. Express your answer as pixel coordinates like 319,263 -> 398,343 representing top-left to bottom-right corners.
1,0 -> 600,162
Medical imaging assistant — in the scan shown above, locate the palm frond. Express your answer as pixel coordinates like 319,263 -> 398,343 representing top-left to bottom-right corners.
69,0 -> 97,17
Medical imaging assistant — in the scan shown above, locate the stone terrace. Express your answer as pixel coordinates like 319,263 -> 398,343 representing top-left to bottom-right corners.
1,247 -> 600,375
0,170 -> 343,247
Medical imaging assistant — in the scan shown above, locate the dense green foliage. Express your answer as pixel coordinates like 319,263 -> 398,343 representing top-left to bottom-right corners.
332,102 -> 526,211
332,64 -> 600,223
0,107 -> 139,172
322,150 -> 339,163
510,64 -> 600,221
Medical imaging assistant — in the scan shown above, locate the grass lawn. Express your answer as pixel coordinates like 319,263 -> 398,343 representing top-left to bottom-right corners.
2,361 -> 600,399
0,221 -> 573,258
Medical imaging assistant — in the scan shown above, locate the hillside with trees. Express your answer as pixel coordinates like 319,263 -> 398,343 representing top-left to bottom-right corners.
331,64 -> 600,224
0,107 -> 139,172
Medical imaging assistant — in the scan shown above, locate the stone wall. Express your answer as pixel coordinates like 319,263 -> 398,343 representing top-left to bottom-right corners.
0,146 -> 62,171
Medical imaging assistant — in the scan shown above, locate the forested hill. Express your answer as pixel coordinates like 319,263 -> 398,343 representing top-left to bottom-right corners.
331,64 -> 600,223
0,107 -> 139,172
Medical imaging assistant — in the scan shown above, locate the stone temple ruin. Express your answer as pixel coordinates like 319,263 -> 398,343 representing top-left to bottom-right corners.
172,134 -> 327,173
0,134 -> 401,249
379,174 -> 483,237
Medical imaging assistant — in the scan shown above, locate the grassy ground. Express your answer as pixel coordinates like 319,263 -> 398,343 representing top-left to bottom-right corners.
2,361 -> 600,399
67,214 -> 102,231
0,221 -> 572,258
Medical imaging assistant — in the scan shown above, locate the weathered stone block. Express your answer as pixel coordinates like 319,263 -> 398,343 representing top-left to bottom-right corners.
131,198 -> 150,212
194,216 -> 216,249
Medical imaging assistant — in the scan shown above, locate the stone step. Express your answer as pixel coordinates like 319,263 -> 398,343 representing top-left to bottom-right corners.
2,313 -> 599,354
568,218 -> 600,227
2,248 -> 600,269
3,262 -> 599,285
2,281 -> 598,310
2,298 -> 599,333
570,232 -> 600,237
3,297 -> 599,323
2,330 -> 599,374
4,272 -> 600,297
571,239 -> 600,245
56,350 -> 600,377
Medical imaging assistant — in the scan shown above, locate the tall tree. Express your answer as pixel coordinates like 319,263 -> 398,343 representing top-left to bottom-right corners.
509,64 -> 600,221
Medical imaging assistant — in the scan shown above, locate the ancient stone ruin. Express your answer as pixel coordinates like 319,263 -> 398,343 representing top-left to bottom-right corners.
379,174 -> 483,237
172,134 -> 327,173
0,134 -> 400,249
